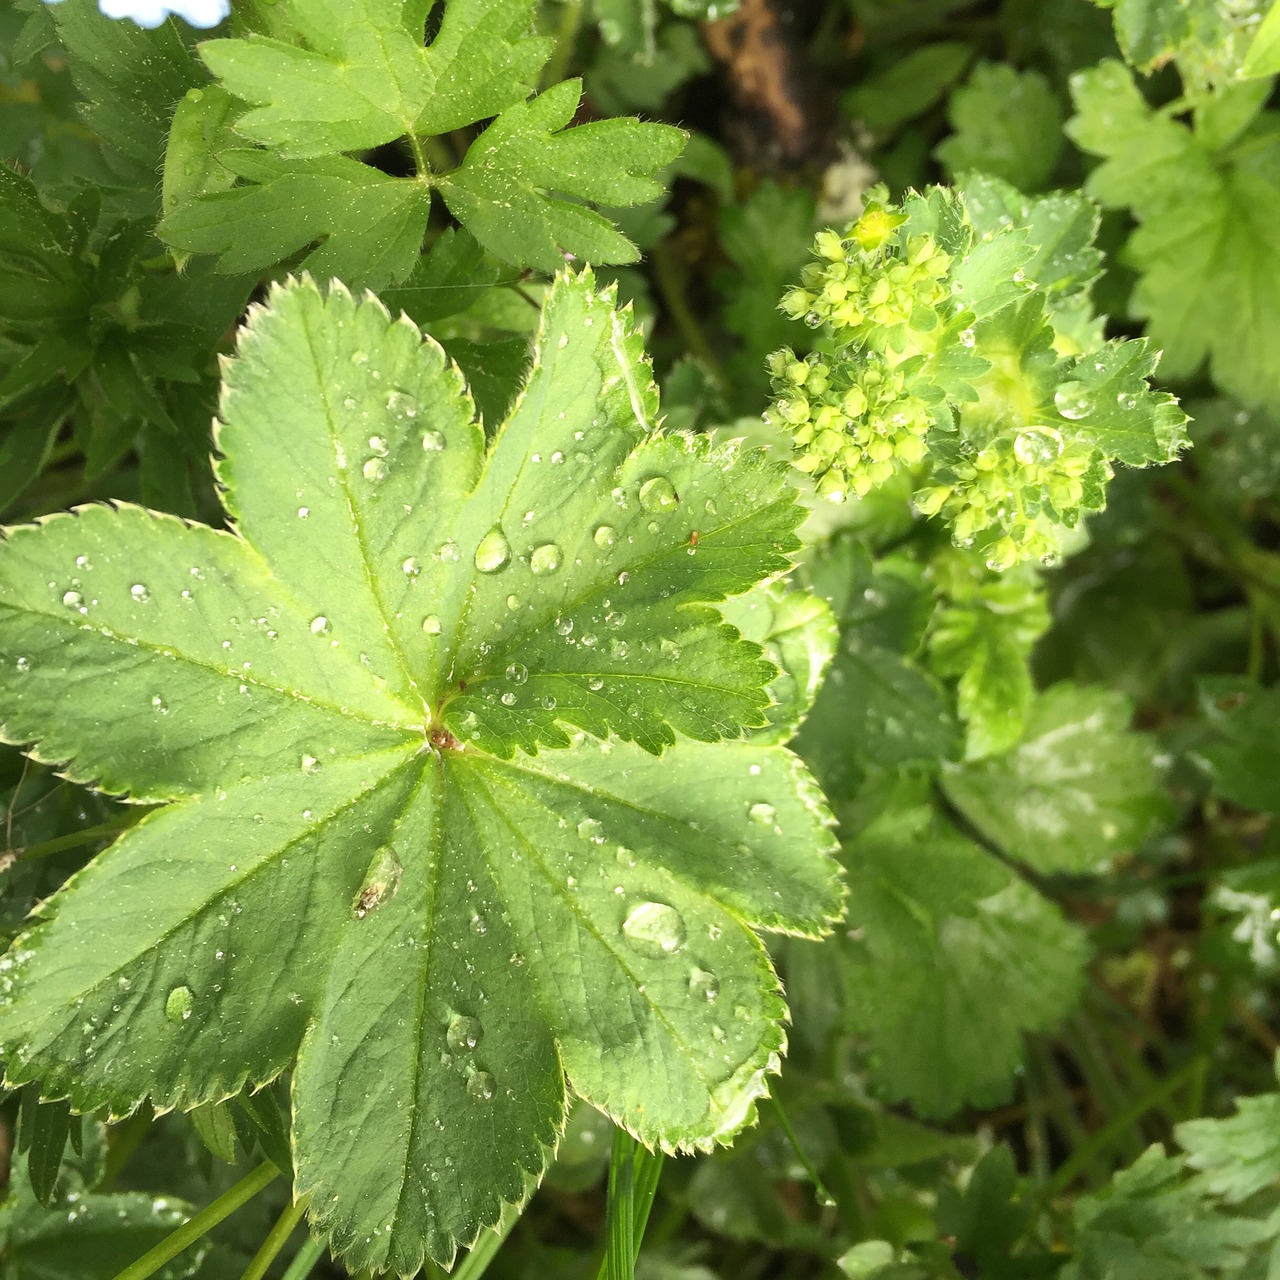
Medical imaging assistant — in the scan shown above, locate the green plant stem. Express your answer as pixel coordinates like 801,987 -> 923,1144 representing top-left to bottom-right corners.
280,1236 -> 326,1280
542,0 -> 584,89
1042,1057 -> 1203,1202
111,1161 -> 281,1280
650,241 -> 731,401
240,1195 -> 309,1280
605,1128 -> 636,1280
6,814 -> 143,864
770,1095 -> 837,1210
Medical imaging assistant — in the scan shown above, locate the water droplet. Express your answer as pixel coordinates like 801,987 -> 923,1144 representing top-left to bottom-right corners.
500,691 -> 517,706
474,526 -> 511,574
529,543 -> 562,575
422,429 -> 446,452
15,657 -> 30,674
402,557 -> 421,577
659,638 -> 682,660
447,1015 -> 482,1053
438,539 -> 461,563
355,846 -> 402,917
1054,381 -> 1092,421
297,506 -> 310,519
470,912 -> 488,935
165,986 -> 194,1023
362,457 -> 388,482
555,616 -> 574,636
541,694 -> 557,709
367,435 -> 389,456
351,350 -> 369,365
578,817 -> 605,843
594,525 -> 617,549
748,802 -> 776,826
151,695 -> 168,715
958,327 -> 976,347
623,902 -> 687,958
387,391 -> 418,417
422,614 -> 442,635
689,967 -> 720,1001
301,754 -> 320,772
639,476 -> 678,513
467,1070 -> 496,1101
588,676 -> 604,691
610,639 -> 629,660
1013,427 -> 1064,467
310,615 -> 331,636
62,590 -> 84,610
131,583 -> 149,602
506,662 -> 528,684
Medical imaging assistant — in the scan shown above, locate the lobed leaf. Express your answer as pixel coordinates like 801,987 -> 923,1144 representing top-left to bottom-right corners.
0,272 -> 841,1273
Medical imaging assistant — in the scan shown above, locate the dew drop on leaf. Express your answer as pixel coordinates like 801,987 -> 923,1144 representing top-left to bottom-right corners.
467,1070 -> 496,1101
593,525 -> 617,549
1054,381 -> 1093,421
639,477 -> 678,513
577,817 -> 605,843
15,656 -> 30,673
301,754 -> 320,773
422,614 -> 442,635
165,986 -> 194,1023
622,902 -> 687,958
362,457 -> 388,483
688,967 -> 721,1001
506,662 -> 528,684
474,527 -> 511,574
500,691 -> 517,706
297,506 -> 310,519
447,1015 -> 482,1053
354,846 -> 402,918
151,695 -> 168,715
588,676 -> 604,691
367,435 -> 389,457
310,615 -> 331,636
529,543 -> 562,575
748,802 -> 776,826
438,540 -> 461,564
402,557 -> 421,577
422,429 -> 446,452
130,583 -> 150,602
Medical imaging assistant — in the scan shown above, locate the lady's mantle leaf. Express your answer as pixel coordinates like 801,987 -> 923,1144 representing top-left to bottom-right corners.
0,273 -> 841,1275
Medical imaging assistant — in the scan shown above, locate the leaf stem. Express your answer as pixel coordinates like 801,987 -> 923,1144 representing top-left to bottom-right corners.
280,1235 -> 327,1280
110,1160 -> 281,1280
770,1095 -> 837,1211
605,1128 -> 636,1280
240,1195 -> 309,1280
542,0 -> 584,90
5,814 -> 144,865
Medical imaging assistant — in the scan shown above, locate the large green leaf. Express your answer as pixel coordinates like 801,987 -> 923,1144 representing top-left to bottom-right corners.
0,273 -> 841,1274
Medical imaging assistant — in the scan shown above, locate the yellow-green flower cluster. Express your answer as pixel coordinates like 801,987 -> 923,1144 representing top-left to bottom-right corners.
766,348 -> 931,501
913,427 -> 1105,570
777,202 -> 952,349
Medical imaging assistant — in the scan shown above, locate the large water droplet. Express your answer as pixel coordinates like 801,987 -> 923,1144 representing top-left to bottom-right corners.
402,557 -> 422,577
447,1015 -> 482,1053
594,525 -> 618,549
748,802 -> 776,827
422,429 -> 446,452
1054,381 -> 1093,421
474,527 -> 511,574
310,615 -> 331,636
622,902 -> 687,958
639,476 -> 678,513
438,540 -> 461,564
689,967 -> 721,1001
130,583 -> 150,602
1013,427 -> 1064,467
506,662 -> 528,684
362,457 -> 388,482
467,1070 -> 496,1101
62,590 -> 84,609
151,695 -> 168,715
165,986 -> 194,1023
578,817 -> 605,843
422,614 -> 442,635
529,543 -> 562,575
14,656 -> 30,674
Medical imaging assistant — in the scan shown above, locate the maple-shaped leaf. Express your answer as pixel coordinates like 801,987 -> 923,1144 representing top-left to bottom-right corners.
0,273 -> 841,1275
1068,60 -> 1280,412
199,0 -> 551,157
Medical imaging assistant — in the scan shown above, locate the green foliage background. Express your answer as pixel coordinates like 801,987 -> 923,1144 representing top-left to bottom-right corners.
3,0 -> 1280,1278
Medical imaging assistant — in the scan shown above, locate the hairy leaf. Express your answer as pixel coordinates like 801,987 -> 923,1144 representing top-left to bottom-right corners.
843,808 -> 1087,1116
0,273 -> 841,1273
942,684 -> 1172,874
1069,60 -> 1280,411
